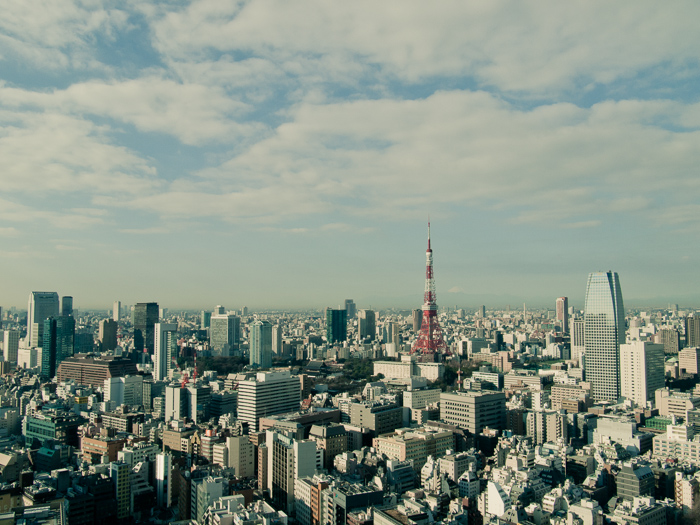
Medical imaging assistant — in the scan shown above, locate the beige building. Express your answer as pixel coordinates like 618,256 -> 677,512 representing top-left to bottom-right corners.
440,390 -> 506,433
679,347 -> 700,375
373,357 -> 444,382
550,384 -> 590,410
372,426 -> 453,471
227,435 -> 254,478
655,388 -> 700,418
620,341 -> 664,408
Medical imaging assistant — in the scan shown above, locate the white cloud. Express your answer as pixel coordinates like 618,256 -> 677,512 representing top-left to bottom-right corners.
0,0 -> 129,69
154,91 -> 699,229
0,110 -> 158,195
1,77 -> 261,145
149,1 -> 700,93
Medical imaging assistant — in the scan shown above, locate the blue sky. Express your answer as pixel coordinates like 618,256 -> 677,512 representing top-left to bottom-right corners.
1,1 -> 699,311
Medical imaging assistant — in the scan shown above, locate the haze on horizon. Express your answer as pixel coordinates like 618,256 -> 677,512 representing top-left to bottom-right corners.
1,2 -> 699,311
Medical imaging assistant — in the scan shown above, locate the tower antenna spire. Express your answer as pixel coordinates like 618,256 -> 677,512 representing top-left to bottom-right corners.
412,221 -> 447,361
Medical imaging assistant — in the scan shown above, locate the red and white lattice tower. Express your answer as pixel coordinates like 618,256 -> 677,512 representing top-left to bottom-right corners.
412,222 -> 447,360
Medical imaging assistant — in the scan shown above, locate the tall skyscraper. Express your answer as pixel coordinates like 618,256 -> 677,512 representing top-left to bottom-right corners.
325,308 -> 347,344
113,301 -> 121,322
358,309 -> 376,341
27,292 -> 59,348
584,271 -> 625,403
210,312 -> 240,356
686,315 -> 700,348
344,299 -> 356,319
200,310 -> 212,330
133,302 -> 159,353
272,324 -> 283,355
412,223 -> 447,361
61,296 -> 73,317
41,318 -> 58,378
154,323 -> 178,381
3,330 -> 19,364
99,319 -> 118,351
620,341 -> 664,407
250,320 -> 273,368
556,297 -> 568,334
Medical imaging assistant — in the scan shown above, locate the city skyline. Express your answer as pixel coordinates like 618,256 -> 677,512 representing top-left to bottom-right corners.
1,3 -> 699,309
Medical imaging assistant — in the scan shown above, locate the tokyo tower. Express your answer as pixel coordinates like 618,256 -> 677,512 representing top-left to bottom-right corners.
412,222 -> 447,361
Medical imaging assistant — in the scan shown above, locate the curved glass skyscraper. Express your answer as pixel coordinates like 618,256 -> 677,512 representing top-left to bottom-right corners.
584,271 -> 625,403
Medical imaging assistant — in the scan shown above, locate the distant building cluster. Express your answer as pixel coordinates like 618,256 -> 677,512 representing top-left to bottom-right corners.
0,251 -> 700,525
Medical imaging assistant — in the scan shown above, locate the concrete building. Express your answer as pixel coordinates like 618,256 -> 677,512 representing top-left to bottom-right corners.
154,322 -> 177,381
250,319 -> 273,368
372,426 -> 453,471
2,331 -> 19,365
27,292 -> 59,349
679,347 -> 700,375
98,319 -> 118,351
350,400 -> 403,436
227,435 -> 254,478
104,375 -> 143,408
309,424 -> 347,469
655,388 -> 700,418
210,313 -> 241,356
440,390 -> 506,434
620,341 -> 664,407
617,463 -> 655,500
237,370 -> 301,432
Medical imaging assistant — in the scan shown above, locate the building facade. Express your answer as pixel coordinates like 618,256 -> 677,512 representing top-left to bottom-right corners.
584,271 -> 625,402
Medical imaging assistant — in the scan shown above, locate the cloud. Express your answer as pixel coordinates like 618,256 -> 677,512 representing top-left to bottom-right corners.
149,1 -> 700,94
0,0 -> 129,69
0,110 -> 158,196
1,77 -> 261,145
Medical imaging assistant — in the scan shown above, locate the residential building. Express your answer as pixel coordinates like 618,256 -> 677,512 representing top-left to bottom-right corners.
2,331 -> 19,364
620,341 -> 664,407
679,346 -> 700,375
154,322 -> 177,381
250,319 -> 272,368
210,312 -> 240,356
98,319 -> 118,351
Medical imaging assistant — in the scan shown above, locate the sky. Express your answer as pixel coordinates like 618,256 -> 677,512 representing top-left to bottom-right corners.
1,1 -> 700,311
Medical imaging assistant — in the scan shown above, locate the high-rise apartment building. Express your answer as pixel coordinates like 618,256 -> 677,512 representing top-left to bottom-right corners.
27,292 -> 59,348
358,310 -> 376,341
344,299 -> 356,319
41,316 -> 75,378
3,331 -> 19,364
556,297 -> 568,334
570,319 -> 585,364
209,313 -> 240,356
113,301 -> 121,322
272,324 -> 283,355
620,341 -> 664,407
237,370 -> 301,432
154,323 -> 178,381
61,296 -> 73,317
325,308 -> 347,344
250,320 -> 272,368
686,315 -> 700,348
655,328 -> 681,354
99,319 -> 118,351
133,302 -> 159,353
584,271 -> 625,403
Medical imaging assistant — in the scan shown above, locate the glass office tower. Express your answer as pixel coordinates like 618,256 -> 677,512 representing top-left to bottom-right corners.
584,271 -> 625,402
